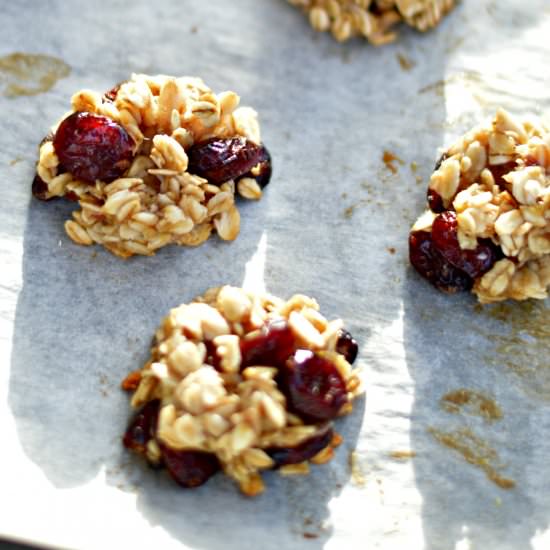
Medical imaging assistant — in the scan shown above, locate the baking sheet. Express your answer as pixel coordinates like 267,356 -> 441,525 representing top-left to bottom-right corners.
1,1 -> 550,549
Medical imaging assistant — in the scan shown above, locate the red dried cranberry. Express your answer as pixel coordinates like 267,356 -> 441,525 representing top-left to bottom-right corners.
524,156 -> 539,167
409,230 -> 472,293
31,174 -> 51,201
123,400 -> 160,455
238,144 -> 272,188
188,137 -> 266,186
488,161 -> 516,189
53,111 -> 134,183
431,211 -> 499,278
266,425 -> 333,467
336,329 -> 358,364
427,189 -> 445,213
280,350 -> 348,423
204,340 -> 222,370
160,445 -> 220,488
240,319 -> 296,368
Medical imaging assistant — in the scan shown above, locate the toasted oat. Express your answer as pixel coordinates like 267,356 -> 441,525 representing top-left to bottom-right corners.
123,286 -> 363,495
33,74 -> 271,258
289,0 -> 455,45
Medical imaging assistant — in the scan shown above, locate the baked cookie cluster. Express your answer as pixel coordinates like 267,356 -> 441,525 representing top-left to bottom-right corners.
410,109 -> 550,303
288,0 -> 455,44
33,74 -> 272,258
122,286 -> 362,495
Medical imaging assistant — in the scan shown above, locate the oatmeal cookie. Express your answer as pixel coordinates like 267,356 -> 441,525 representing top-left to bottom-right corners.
32,74 -> 272,258
288,0 -> 455,45
122,286 -> 363,495
409,109 -> 550,303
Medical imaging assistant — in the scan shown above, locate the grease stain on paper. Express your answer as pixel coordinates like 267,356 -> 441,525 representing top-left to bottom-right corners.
0,52 -> 70,97
441,389 -> 502,421
477,301 -> 550,400
428,426 -> 515,490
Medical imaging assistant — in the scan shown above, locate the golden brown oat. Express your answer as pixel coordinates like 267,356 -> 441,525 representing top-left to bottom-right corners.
412,109 -> 550,302
125,286 -> 363,495
35,74 -> 269,257
289,0 -> 455,44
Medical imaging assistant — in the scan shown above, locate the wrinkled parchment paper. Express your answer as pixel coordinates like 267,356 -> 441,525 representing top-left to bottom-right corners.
2,1 -> 550,549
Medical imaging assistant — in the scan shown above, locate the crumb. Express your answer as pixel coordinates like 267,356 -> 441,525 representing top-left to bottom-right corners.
190,25 -> 198,33
341,192 -> 348,199
383,150 -> 404,174
344,199 -> 369,218
389,450 -> 416,459
387,247 -> 396,255
9,156 -> 23,166
410,161 -> 418,172
303,533 -> 319,539
397,52 -> 415,71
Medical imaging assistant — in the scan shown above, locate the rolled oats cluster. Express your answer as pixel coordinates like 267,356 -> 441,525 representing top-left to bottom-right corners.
288,0 -> 455,45
409,109 -> 550,303
32,74 -> 272,258
122,286 -> 363,496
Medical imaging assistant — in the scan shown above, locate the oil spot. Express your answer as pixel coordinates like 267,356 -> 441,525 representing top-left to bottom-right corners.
477,301 -> 550,401
429,426 -> 515,490
441,388 -> 502,421
0,52 -> 70,97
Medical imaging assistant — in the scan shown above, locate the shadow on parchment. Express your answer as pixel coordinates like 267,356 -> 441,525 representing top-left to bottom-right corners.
7,196 -> 364,550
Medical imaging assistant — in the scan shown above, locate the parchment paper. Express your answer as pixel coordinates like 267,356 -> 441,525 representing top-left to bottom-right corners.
2,1 -> 550,549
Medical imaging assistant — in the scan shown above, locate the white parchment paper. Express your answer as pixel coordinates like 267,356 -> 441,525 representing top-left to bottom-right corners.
1,1 -> 550,549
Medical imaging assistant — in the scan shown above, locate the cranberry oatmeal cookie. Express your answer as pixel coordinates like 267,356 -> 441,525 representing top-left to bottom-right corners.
122,286 -> 363,495
409,109 -> 550,303
32,74 -> 272,258
288,0 -> 455,45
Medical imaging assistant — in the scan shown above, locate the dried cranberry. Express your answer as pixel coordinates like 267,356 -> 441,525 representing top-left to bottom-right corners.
409,230 -> 473,293
239,144 -> 272,188
160,445 -> 220,488
427,188 -> 445,213
240,319 -> 296,368
488,161 -> 516,189
431,211 -> 499,278
204,340 -> 222,370
336,329 -> 358,364
280,350 -> 348,423
53,111 -> 134,183
31,174 -> 51,200
267,425 -> 333,467
123,400 -> 160,455
188,137 -> 267,186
